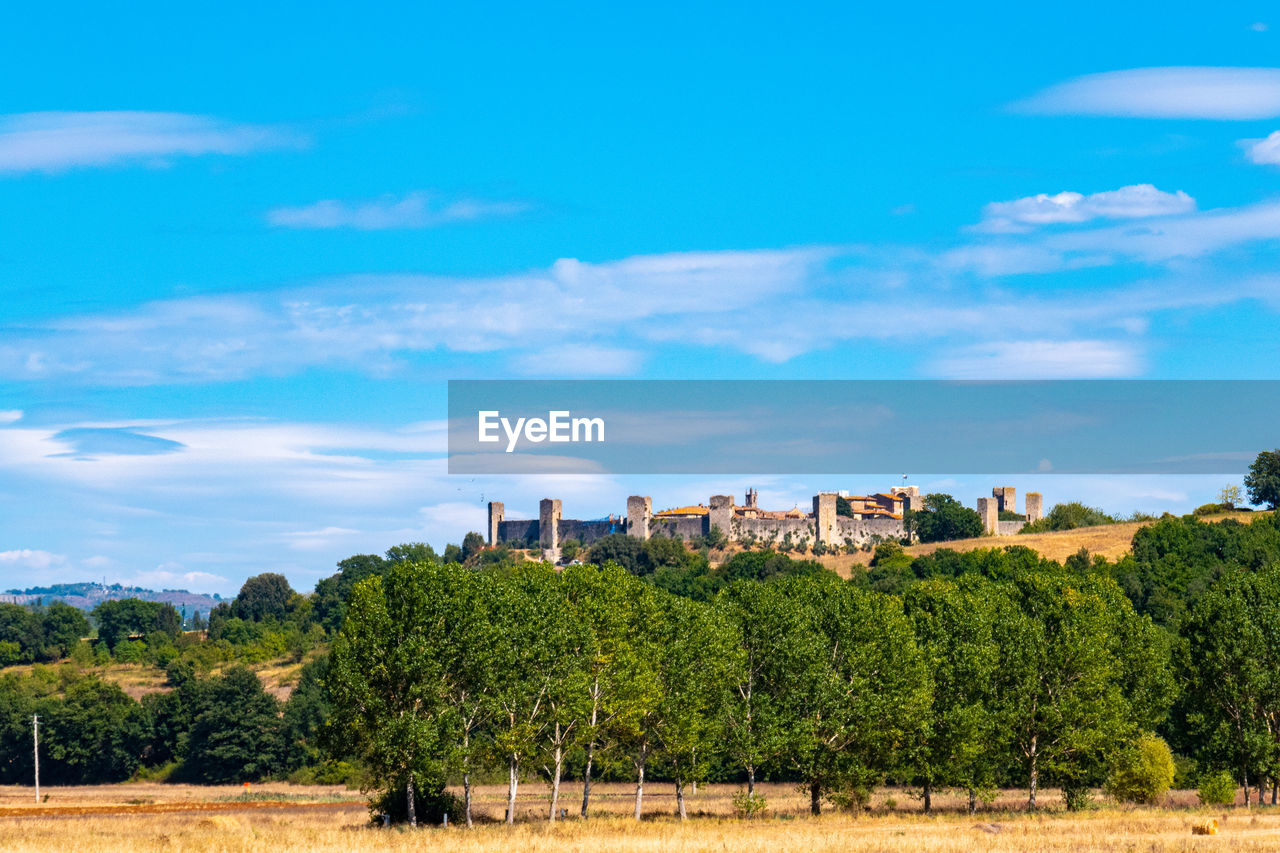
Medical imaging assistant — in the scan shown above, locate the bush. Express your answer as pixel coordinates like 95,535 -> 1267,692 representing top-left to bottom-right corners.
1062,785 -> 1095,811
1198,770 -> 1237,806
731,789 -> 768,818
1021,502 -> 1116,533
1106,734 -> 1176,804
1193,503 -> 1232,516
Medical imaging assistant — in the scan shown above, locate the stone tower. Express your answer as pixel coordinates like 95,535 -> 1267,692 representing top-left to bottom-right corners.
487,501 -> 504,546
627,495 -> 652,540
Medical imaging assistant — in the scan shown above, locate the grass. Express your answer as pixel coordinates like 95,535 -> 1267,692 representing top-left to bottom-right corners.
1,782 -> 1279,851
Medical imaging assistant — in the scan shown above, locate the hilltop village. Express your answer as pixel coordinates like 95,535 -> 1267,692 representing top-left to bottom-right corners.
488,486 -> 1044,561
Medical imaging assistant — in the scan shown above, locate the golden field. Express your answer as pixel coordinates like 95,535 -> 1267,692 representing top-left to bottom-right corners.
1,782 -> 1278,852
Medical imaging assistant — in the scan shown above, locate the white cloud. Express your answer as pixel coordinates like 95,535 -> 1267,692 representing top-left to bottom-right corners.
975,184 -> 1195,233
510,344 -> 643,376
931,340 -> 1144,379
1014,67 -> 1280,119
267,191 -> 529,230
113,566 -> 229,593
0,549 -> 67,570
1240,130 -> 1280,164
1252,22 -> 1269,32
0,111 -> 303,173
0,410 -> 21,424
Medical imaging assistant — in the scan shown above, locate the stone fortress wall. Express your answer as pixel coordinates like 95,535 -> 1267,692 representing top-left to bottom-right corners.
487,484 -> 1047,560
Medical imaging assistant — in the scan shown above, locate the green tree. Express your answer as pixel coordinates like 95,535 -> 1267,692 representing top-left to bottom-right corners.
909,494 -> 984,544
40,676 -> 150,783
385,542 -> 438,564
0,604 -> 42,662
562,563 -> 662,819
184,666 -> 287,783
484,564 -> 588,824
1177,566 -> 1280,806
232,573 -> 296,622
1001,571 -> 1171,808
584,533 -> 647,575
652,594 -> 734,819
92,599 -> 179,651
1021,502 -> 1116,533
312,553 -> 388,633
717,579 -> 806,796
904,577 -> 1008,814
782,574 -> 931,814
326,561 -> 453,825
41,602 -> 90,660
1245,449 -> 1280,510
460,532 -> 486,563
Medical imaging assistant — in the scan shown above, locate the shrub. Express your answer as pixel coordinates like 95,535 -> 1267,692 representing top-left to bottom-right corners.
1106,734 -> 1176,804
731,789 -> 768,818
1198,770 -> 1237,806
1062,785 -> 1095,811
1021,502 -> 1116,533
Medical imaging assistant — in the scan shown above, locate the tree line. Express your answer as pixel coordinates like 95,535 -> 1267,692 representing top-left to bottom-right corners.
327,557 -> 1180,824
4,505 -> 1280,824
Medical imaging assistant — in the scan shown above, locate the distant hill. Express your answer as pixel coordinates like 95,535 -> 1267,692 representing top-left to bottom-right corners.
0,582 -> 222,616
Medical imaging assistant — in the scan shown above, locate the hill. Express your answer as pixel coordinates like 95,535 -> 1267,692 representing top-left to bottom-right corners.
0,582 -> 221,616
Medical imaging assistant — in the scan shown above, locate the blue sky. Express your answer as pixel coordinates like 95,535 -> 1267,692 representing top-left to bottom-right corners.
3,2 -> 1280,595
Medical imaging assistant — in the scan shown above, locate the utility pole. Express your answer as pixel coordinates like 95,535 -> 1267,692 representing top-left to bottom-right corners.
32,713 -> 39,803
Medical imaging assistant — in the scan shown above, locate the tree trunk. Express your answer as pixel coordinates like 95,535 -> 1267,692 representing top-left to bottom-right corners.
549,740 -> 563,822
406,778 -> 417,828
1272,778 -> 1277,805
747,765 -> 756,797
581,740 -> 595,819
464,770 -> 473,828
676,779 -> 687,820
634,757 -> 645,821
1259,778 -> 1266,809
810,780 -> 821,816
923,779 -> 932,815
1028,735 -> 1038,809
507,753 -> 519,824
968,787 -> 977,815
1245,768 -> 1251,808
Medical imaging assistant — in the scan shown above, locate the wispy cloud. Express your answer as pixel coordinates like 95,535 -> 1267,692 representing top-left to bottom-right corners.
0,111 -> 303,173
266,191 -> 530,230
930,340 -> 1144,379
974,184 -> 1195,233
1014,67 -> 1280,119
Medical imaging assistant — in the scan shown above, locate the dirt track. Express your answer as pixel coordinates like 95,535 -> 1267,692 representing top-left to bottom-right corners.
0,799 -> 362,818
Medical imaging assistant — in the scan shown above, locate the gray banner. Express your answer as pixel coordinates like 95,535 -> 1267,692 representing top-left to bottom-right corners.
447,380 -> 1278,474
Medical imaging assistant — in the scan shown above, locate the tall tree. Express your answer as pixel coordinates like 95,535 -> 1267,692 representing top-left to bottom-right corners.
484,564 -> 588,824
562,563 -> 661,819
326,562 -> 452,825
1001,571 -> 1170,808
717,579 -> 805,796
783,574 -> 931,815
1178,567 -> 1280,805
904,577 -> 1008,814
652,594 -> 734,819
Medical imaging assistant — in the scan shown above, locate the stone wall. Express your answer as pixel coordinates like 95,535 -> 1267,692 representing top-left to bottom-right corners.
730,516 -> 816,548
649,516 -> 706,540
558,519 -> 620,545
996,519 -> 1027,536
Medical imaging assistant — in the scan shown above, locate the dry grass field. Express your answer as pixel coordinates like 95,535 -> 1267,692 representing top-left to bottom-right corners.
2,782 -> 1279,852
